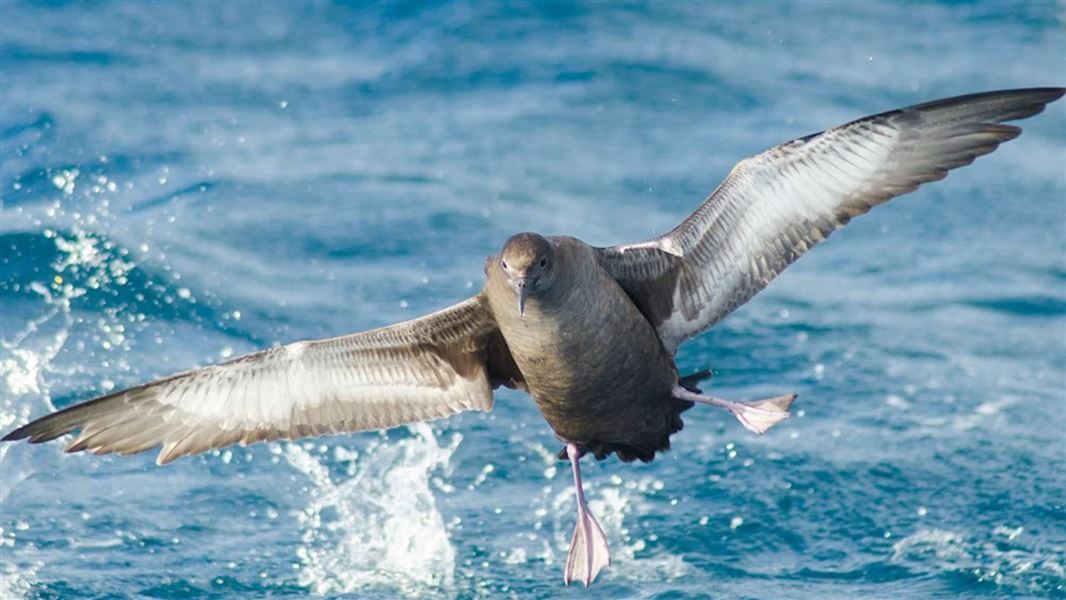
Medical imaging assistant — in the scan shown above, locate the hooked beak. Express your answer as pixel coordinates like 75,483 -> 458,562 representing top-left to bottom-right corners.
516,279 -> 529,317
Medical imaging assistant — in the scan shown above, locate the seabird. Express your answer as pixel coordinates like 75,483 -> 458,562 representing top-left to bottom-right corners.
4,88 -> 1063,586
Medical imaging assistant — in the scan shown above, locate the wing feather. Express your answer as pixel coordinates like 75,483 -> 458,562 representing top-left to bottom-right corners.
2,295 -> 521,464
598,88 -> 1064,354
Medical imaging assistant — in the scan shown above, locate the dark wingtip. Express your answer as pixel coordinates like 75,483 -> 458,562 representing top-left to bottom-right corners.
1031,87 -> 1065,100
2,410 -> 79,445
3,424 -> 55,444
1,427 -> 30,442
0,387 -> 133,447
1005,87 -> 1064,100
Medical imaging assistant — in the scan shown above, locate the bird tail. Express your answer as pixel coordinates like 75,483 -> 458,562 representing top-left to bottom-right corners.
678,368 -> 712,393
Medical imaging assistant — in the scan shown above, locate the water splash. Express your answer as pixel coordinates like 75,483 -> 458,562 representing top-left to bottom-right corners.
1,223 -> 138,599
1,227 -> 137,460
284,423 -> 462,596
0,286 -> 69,599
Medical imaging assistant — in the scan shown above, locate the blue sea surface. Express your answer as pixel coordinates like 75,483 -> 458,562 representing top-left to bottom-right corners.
1,2 -> 1064,598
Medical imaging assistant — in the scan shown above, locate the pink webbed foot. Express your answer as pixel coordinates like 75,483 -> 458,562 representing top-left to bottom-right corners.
672,385 -> 796,435
563,443 -> 611,586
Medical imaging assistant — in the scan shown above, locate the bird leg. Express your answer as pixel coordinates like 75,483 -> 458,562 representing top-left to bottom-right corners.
563,442 -> 610,586
672,384 -> 796,435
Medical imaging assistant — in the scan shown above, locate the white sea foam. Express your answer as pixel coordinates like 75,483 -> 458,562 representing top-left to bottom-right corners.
284,423 -> 462,596
0,292 -> 68,600
0,548 -> 43,600
892,527 -> 1066,593
1,284 -> 72,486
1,229 -> 132,471
1,227 -> 136,599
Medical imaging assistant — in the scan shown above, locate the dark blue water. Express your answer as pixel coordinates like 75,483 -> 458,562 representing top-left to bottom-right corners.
2,2 -> 1064,598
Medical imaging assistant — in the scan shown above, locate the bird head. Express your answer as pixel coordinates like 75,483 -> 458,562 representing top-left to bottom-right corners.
498,233 -> 557,317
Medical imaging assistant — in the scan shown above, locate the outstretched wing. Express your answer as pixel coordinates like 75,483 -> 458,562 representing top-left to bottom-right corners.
597,88 -> 1064,355
2,295 -> 522,465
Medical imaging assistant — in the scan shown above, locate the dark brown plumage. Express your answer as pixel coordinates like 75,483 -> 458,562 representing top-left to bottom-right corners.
487,235 -> 693,463
4,87 -> 1063,587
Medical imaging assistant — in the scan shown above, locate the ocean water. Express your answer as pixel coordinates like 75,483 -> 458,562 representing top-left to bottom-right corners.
1,1 -> 1064,598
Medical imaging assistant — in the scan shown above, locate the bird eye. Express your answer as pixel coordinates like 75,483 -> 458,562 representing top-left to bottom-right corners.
539,258 -> 547,268
501,260 -> 508,270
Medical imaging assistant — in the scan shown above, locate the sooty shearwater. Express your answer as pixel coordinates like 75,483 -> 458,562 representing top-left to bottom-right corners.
6,87 -> 1063,586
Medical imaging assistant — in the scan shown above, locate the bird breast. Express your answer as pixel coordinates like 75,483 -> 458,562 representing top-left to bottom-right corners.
485,239 -> 679,439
